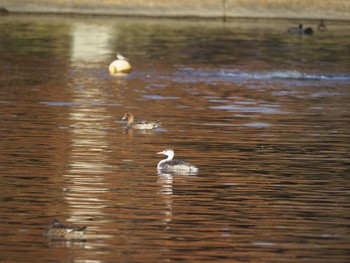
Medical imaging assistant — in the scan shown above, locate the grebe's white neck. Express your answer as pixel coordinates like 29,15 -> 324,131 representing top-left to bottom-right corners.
157,149 -> 174,161
157,149 -> 174,171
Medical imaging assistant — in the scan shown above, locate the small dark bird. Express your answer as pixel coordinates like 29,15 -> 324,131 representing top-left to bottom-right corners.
303,27 -> 314,35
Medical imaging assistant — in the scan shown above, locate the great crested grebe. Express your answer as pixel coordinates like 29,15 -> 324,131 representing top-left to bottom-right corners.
122,112 -> 161,129
109,53 -> 131,74
45,219 -> 87,240
157,149 -> 198,173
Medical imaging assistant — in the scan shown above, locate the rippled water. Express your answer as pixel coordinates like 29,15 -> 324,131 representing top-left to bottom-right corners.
0,15 -> 349,262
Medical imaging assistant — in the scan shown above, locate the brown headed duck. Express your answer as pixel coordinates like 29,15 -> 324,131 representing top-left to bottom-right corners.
122,112 -> 161,130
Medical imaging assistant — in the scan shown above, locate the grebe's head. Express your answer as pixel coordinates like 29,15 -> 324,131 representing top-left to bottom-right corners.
157,149 -> 174,157
122,112 -> 134,121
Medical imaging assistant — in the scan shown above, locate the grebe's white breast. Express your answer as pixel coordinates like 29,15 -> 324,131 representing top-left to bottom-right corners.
157,149 -> 198,173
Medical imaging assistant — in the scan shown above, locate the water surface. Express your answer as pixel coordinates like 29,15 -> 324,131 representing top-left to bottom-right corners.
0,15 -> 349,262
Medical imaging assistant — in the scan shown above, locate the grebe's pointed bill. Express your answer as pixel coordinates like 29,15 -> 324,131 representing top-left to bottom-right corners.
157,149 -> 174,155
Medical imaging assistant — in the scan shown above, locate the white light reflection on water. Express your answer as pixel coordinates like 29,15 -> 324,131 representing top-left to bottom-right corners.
157,173 -> 174,225
70,23 -> 114,67
62,23 -> 118,242
209,104 -> 288,114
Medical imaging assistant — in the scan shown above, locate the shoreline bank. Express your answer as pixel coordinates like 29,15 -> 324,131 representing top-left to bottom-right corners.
1,0 -> 350,21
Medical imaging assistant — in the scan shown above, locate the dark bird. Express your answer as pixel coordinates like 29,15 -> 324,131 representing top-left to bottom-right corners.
303,27 -> 314,35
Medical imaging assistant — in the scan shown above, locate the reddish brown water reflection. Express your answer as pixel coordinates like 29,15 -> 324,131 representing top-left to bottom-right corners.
0,15 -> 349,263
